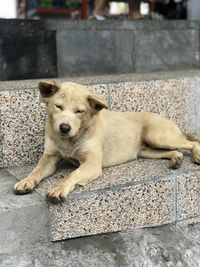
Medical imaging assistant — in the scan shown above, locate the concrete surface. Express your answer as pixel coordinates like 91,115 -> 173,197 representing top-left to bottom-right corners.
0,19 -> 200,80
57,30 -> 135,76
0,169 -> 50,254
0,30 -> 57,80
1,220 -> 200,267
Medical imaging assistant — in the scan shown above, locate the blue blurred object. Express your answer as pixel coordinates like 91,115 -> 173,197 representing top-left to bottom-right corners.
27,0 -> 38,9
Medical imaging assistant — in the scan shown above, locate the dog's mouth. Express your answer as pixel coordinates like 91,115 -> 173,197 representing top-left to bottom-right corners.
59,133 -> 70,138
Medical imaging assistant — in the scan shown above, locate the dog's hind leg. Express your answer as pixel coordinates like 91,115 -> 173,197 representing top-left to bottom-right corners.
184,133 -> 200,163
185,133 -> 200,143
143,123 -> 200,165
138,146 -> 183,169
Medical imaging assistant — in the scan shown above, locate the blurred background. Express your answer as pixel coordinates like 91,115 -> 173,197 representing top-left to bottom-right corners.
0,0 -> 199,21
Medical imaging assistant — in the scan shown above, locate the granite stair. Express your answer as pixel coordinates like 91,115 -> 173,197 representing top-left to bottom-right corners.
1,70 -> 200,242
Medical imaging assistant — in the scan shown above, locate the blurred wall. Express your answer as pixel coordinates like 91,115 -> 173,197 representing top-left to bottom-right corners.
188,0 -> 200,20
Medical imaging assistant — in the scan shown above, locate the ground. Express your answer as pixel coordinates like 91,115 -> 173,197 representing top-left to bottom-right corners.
1,220 -> 200,267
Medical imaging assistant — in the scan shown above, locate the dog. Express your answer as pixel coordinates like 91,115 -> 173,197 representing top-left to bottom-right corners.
14,81 -> 200,203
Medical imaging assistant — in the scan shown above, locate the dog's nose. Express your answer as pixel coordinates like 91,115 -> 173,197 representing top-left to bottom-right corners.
59,123 -> 71,134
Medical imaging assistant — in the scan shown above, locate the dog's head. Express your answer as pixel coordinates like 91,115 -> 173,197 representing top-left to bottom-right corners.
39,81 -> 108,138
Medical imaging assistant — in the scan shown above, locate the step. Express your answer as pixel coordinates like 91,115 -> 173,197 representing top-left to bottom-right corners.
1,70 -> 200,168
0,20 -> 200,80
0,168 -> 50,254
6,156 -> 200,241
1,70 -> 200,241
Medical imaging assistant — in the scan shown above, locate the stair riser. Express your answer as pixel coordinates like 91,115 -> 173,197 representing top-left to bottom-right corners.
50,170 -> 200,241
1,77 -> 199,168
50,177 -> 175,240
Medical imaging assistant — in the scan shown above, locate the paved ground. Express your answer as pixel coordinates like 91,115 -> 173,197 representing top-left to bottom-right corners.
1,220 -> 200,267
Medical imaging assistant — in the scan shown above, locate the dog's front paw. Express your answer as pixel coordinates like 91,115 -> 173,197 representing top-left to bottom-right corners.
46,186 -> 67,204
14,179 -> 35,195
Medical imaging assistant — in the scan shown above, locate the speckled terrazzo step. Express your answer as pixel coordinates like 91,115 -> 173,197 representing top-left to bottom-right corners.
1,70 -> 200,240
7,155 -> 200,240
1,70 -> 200,168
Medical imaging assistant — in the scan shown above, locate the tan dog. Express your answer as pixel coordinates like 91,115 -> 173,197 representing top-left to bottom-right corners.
14,81 -> 200,203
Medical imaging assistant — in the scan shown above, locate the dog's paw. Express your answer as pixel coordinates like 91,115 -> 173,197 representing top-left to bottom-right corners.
170,152 -> 183,169
46,186 -> 67,204
14,179 -> 35,195
192,145 -> 200,164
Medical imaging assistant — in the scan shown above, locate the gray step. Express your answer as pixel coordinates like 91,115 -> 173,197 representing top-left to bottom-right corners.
0,169 -> 50,254
0,20 -> 200,80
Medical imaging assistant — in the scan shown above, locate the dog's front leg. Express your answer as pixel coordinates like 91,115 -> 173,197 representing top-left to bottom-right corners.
46,159 -> 102,204
14,154 -> 60,194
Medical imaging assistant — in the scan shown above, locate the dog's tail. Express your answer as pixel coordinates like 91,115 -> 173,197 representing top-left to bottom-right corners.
184,133 -> 200,143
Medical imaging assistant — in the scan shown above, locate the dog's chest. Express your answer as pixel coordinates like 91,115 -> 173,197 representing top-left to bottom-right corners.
56,138 -> 83,160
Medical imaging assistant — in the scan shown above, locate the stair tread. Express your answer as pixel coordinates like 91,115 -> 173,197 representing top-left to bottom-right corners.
7,155 -> 200,199
0,69 -> 200,91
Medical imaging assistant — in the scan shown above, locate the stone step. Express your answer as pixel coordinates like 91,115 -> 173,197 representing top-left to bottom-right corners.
0,169 -> 50,254
1,70 -> 200,168
1,70 -> 200,241
1,20 -> 200,80
6,156 -> 200,241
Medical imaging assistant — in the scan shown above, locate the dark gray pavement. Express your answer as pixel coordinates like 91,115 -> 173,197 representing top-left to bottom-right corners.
1,221 -> 200,267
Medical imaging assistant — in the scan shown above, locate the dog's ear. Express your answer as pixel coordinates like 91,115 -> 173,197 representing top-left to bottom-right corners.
39,81 -> 60,98
87,94 -> 108,112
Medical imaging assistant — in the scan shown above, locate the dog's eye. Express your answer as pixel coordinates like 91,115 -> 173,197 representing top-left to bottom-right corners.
55,104 -> 63,110
75,109 -> 85,114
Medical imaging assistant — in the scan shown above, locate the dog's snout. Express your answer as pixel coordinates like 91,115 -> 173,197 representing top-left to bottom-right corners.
59,123 -> 71,134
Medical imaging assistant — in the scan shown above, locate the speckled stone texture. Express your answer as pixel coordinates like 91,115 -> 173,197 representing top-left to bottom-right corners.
0,76 -> 193,167
7,161 -> 175,240
109,79 -> 190,131
7,156 -> 200,240
0,89 -> 46,167
177,171 -> 200,221
0,85 -> 108,167
2,72 -> 200,240
0,120 -> 3,167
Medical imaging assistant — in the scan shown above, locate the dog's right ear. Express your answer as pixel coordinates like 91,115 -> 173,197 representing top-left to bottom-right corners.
39,81 -> 60,100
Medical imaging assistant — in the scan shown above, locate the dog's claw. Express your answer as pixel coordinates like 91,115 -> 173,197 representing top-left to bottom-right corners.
170,157 -> 182,169
14,188 -> 33,195
14,180 -> 35,195
170,152 -> 183,169
46,190 -> 66,204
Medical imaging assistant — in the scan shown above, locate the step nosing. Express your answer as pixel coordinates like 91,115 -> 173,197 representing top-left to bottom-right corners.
49,167 -> 200,202
6,164 -> 200,201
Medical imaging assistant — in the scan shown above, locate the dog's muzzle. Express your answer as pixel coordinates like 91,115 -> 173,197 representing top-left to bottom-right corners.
59,123 -> 71,135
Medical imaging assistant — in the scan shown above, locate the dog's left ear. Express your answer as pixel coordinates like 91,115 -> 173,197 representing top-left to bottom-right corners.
39,81 -> 61,98
87,94 -> 108,112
